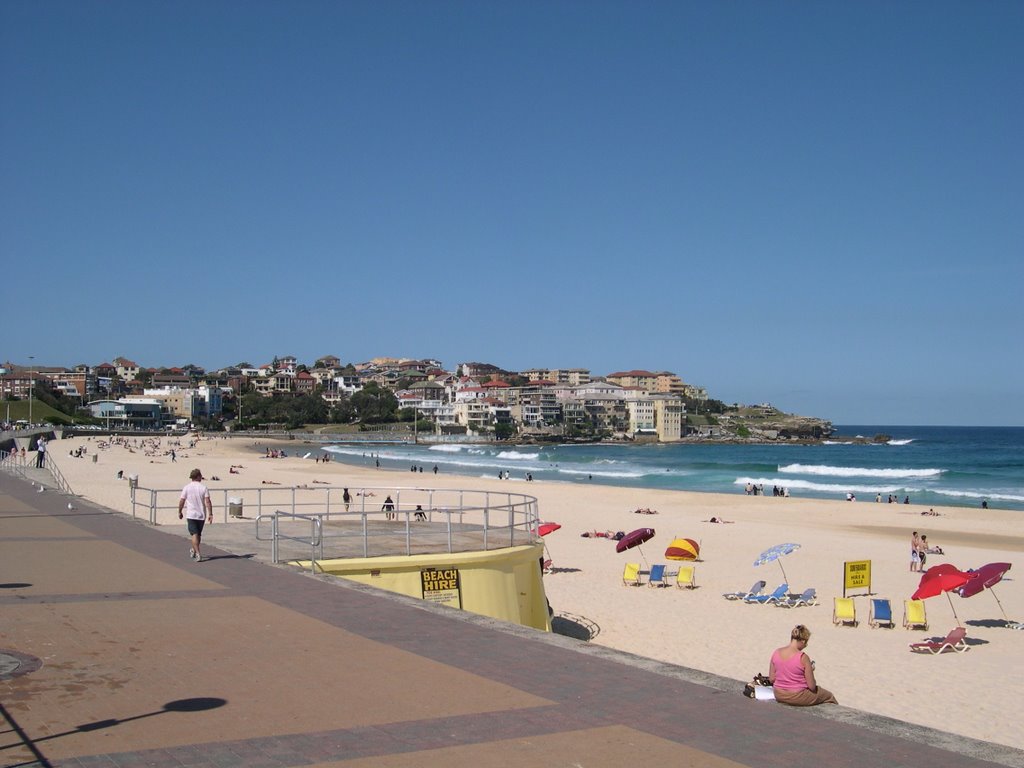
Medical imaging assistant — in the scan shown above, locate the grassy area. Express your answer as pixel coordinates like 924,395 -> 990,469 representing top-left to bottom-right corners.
1,399 -> 80,425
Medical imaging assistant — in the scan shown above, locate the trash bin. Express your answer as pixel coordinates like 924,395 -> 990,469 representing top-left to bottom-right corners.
228,497 -> 243,518
128,474 -> 138,490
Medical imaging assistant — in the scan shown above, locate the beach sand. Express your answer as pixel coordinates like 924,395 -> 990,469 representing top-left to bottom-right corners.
50,433 -> 1024,751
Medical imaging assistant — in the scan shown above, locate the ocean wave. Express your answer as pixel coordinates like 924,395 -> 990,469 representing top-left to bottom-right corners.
932,489 -> 1024,503
887,439 -> 914,446
735,477 -> 904,495
559,467 -> 647,479
428,445 -> 465,453
496,451 -> 539,460
778,464 -> 944,479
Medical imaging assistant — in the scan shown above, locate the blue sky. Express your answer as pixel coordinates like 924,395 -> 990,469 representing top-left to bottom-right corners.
3,2 -> 1021,426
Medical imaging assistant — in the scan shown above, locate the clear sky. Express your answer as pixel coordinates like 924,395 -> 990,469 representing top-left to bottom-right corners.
2,2 -> 1021,426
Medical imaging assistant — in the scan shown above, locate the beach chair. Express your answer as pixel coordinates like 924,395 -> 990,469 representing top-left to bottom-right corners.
833,597 -> 857,627
869,598 -> 895,628
675,565 -> 696,590
744,583 -> 789,605
648,563 -> 667,588
903,599 -> 929,631
723,579 -> 765,601
777,588 -> 817,608
622,562 -> 642,587
909,627 -> 969,654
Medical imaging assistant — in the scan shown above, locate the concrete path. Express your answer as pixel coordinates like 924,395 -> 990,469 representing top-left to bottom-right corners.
2,472 -> 1021,768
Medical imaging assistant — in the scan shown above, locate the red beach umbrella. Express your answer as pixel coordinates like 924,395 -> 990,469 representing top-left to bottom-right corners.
616,527 -> 655,565
957,562 -> 1012,621
912,564 -> 972,626
665,538 -> 701,561
538,522 -> 561,537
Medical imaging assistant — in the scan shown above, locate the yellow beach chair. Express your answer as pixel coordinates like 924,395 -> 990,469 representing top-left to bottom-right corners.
622,562 -> 642,586
833,597 -> 857,627
903,599 -> 929,631
675,565 -> 696,589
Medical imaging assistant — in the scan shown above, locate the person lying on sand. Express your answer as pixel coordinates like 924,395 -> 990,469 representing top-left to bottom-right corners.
921,508 -> 942,516
705,517 -> 734,524
312,479 -> 330,484
581,530 -> 616,538
633,507 -> 658,514
261,480 -> 280,485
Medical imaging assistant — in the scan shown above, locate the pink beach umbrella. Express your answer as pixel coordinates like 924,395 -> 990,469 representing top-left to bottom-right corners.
957,562 -> 1013,622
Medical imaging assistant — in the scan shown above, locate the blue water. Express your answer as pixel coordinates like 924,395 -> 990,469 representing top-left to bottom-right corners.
325,426 -> 1024,512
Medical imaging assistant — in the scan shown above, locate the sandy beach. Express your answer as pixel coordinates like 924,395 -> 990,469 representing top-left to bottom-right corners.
49,433 -> 1024,751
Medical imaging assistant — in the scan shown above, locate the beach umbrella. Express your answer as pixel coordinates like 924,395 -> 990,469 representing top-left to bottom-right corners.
753,543 -> 801,583
957,562 -> 1012,621
616,527 -> 655,565
537,522 -> 561,537
665,537 -> 700,561
912,564 -> 971,627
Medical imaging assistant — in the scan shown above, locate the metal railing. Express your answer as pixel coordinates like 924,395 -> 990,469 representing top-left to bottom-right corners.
0,450 -> 27,480
133,483 -> 541,569
45,458 -> 75,495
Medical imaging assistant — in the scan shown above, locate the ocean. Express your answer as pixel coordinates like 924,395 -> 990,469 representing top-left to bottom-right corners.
324,426 -> 1024,512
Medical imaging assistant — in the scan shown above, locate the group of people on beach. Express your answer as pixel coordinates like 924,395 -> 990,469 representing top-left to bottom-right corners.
910,530 -> 943,571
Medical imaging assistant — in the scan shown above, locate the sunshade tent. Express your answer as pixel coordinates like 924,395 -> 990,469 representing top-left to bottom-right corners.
616,528 -> 655,565
912,564 -> 971,627
665,538 -> 700,561
537,522 -> 561,537
957,562 -> 1012,621
754,543 -> 801,583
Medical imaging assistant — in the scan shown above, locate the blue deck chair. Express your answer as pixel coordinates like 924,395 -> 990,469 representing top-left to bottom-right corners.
723,579 -> 766,601
648,564 -> 667,588
744,583 -> 789,604
869,598 -> 895,628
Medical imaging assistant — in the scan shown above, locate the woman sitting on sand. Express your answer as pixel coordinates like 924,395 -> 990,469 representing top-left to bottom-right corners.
769,625 -> 838,706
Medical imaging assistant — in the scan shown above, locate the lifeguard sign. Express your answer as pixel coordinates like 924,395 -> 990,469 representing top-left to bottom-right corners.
843,560 -> 871,597
421,567 -> 462,609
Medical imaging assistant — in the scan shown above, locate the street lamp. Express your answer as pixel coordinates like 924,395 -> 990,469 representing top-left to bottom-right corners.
28,356 -> 34,426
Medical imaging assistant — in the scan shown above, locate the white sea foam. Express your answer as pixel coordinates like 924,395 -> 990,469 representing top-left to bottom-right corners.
778,464 -> 944,479
496,451 -> 540,460
428,444 -> 465,453
887,439 -> 914,446
559,467 -> 646,479
735,477 -> 904,495
932,489 -> 1024,503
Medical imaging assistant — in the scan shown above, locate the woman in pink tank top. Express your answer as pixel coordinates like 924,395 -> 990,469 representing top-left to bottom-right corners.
769,624 -> 838,706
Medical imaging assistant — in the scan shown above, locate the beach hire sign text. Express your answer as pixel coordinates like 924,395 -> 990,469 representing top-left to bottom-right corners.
421,567 -> 462,609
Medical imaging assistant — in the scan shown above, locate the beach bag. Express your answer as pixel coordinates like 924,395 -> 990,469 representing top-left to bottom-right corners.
744,674 -> 775,701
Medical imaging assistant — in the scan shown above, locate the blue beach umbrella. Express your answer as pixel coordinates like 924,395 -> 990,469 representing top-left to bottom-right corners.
754,543 -> 801,583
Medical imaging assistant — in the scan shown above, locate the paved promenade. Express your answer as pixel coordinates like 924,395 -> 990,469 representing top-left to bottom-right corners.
2,471 -> 1021,768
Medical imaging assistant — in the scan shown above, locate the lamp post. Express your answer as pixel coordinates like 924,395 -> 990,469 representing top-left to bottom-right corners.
28,356 -> 34,426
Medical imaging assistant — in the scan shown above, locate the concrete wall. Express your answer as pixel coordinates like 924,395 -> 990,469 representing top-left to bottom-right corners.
304,543 -> 551,632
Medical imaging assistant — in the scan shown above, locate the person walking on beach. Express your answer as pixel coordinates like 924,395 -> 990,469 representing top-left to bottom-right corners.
178,468 -> 213,562
382,495 -> 395,520
343,487 -> 351,512
911,531 -> 921,572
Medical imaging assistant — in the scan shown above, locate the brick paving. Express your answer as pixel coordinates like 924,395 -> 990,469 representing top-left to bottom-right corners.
2,472 -> 1022,768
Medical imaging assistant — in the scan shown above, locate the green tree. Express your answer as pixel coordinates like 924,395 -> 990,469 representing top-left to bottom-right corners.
351,383 -> 399,424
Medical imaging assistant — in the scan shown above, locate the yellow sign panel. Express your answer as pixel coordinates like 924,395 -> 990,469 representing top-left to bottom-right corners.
421,567 -> 462,609
844,560 -> 871,595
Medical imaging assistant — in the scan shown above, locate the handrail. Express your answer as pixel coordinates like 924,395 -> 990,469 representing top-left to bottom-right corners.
45,458 -> 75,495
131,483 -> 540,564
271,511 -> 323,570
0,450 -> 27,480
